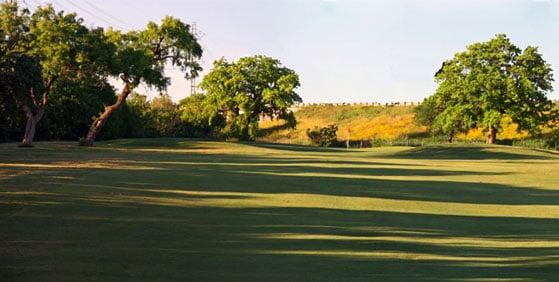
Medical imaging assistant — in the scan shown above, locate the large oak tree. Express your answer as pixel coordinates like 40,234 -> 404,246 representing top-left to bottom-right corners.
421,34 -> 554,144
200,55 -> 301,141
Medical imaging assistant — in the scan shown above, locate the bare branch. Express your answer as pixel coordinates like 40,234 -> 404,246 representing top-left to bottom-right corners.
119,73 -> 131,84
42,76 -> 58,106
28,87 -> 40,108
151,36 -> 165,56
154,55 -> 174,61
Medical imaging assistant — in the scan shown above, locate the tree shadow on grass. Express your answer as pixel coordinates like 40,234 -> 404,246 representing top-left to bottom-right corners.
392,145 -> 556,160
2,150 -> 558,206
98,138 -> 220,150
245,142 -> 559,161
246,142 -> 352,153
2,198 -> 559,281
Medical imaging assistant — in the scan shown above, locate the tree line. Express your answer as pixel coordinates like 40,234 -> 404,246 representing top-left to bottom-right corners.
1,1 -> 301,146
2,1 -> 557,147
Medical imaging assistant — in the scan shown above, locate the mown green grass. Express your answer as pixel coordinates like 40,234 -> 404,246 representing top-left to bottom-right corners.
1,138 -> 559,281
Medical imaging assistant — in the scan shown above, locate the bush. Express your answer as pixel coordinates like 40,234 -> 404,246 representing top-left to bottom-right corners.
512,130 -> 559,151
496,139 -> 514,146
306,124 -> 338,147
179,94 -> 225,139
545,132 -> 559,150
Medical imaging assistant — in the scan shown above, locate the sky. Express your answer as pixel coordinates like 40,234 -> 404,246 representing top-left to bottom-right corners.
24,0 -> 559,103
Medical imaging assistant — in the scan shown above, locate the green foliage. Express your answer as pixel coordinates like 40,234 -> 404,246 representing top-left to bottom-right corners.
105,16 -> 202,90
512,131 -> 559,151
306,124 -> 338,147
8,3 -> 109,88
0,1 -> 115,144
83,15 -> 203,144
149,94 -> 183,137
98,93 -> 219,140
544,130 -> 559,150
40,77 -> 115,140
178,94 -> 225,138
200,55 -> 301,141
422,34 -> 555,141
0,4 -> 113,141
97,93 -> 153,140
0,2 -> 39,141
1,2 -> 204,144
100,93 -> 182,139
123,93 -> 155,137
28,5 -> 95,78
0,55 -> 41,141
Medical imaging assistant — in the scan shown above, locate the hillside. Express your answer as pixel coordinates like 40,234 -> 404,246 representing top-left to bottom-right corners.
259,105 -> 425,145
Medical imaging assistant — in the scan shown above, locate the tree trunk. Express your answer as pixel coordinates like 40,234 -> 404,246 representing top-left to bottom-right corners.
239,122 -> 250,141
15,79 -> 56,147
85,83 -> 131,146
486,126 -> 497,144
20,106 -> 44,147
447,132 -> 454,143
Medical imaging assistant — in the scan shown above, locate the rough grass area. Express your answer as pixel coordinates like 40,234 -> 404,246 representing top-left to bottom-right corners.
258,104 -> 551,145
1,138 -> 559,280
259,105 -> 427,144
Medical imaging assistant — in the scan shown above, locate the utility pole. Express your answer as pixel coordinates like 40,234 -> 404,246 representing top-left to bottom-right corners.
189,22 -> 203,96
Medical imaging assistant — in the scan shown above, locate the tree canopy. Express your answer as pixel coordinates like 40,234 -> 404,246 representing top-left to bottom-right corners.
84,16 -> 203,145
1,1 -> 111,145
418,34 -> 555,143
200,55 -> 301,141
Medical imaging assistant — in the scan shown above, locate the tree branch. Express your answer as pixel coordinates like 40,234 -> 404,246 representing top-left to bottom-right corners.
151,36 -> 165,56
42,76 -> 58,106
154,55 -> 174,61
28,87 -> 40,108
119,73 -> 131,84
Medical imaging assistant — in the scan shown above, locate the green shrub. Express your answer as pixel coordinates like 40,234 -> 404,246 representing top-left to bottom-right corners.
306,124 -> 338,147
512,130 -> 559,151
545,134 -> 559,150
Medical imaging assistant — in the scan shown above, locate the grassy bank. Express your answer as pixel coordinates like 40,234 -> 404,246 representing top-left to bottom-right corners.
259,104 -> 554,147
259,105 -> 426,144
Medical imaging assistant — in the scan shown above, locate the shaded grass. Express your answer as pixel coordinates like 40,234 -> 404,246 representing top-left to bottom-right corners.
1,139 -> 559,281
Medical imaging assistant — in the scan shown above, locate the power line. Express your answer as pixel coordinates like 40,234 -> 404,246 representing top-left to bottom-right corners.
57,0 -> 124,29
21,0 -> 34,9
23,0 -> 44,10
80,0 -> 134,30
52,0 -> 79,16
29,0 -> 130,31
189,22 -> 202,95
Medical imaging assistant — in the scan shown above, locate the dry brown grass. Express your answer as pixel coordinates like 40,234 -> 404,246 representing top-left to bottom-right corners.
259,105 -> 550,144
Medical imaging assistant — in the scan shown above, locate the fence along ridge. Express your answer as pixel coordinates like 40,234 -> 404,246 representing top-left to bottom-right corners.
291,101 -> 423,108
292,99 -> 559,108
